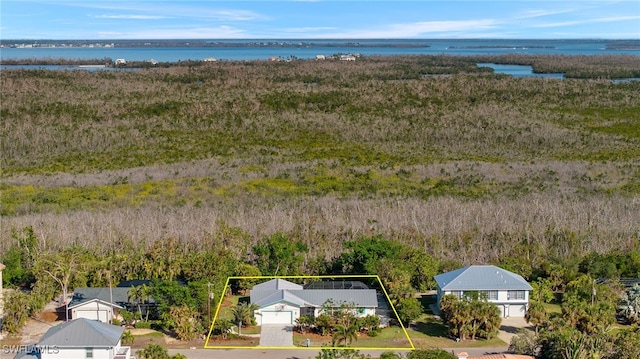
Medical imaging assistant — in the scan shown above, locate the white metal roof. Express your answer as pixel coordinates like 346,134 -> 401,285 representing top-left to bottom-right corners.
38,318 -> 123,347
250,279 -> 378,308
434,265 -> 532,291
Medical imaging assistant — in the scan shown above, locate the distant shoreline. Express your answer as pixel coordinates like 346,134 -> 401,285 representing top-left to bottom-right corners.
2,39 -> 638,63
1,40 -> 433,49
2,38 -> 638,49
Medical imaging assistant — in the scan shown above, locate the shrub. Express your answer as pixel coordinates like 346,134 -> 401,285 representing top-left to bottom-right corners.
407,350 -> 456,359
135,321 -> 152,329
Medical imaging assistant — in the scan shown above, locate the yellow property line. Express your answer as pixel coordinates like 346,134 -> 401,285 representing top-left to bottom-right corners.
204,275 -> 415,350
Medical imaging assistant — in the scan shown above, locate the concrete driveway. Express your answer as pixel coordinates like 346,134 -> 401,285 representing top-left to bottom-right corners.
498,316 -> 532,344
259,324 -> 294,347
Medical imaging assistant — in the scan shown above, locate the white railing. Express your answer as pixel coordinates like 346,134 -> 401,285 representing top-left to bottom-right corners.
114,346 -> 131,359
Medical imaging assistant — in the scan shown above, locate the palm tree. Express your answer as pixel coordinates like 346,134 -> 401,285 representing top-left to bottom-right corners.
214,319 -> 234,339
128,285 -> 146,321
121,330 -> 135,345
232,302 -> 258,335
525,301 -> 548,334
331,323 -> 358,346
140,284 -> 152,321
479,303 -> 501,340
449,300 -> 473,340
468,300 -> 485,340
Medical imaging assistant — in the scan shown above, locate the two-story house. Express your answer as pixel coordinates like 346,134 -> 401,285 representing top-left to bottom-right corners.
434,265 -> 532,317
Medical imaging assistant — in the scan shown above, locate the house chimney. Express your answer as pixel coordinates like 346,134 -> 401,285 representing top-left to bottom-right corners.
456,352 -> 469,359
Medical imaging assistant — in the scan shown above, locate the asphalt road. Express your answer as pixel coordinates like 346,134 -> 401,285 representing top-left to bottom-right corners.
167,347 -> 509,359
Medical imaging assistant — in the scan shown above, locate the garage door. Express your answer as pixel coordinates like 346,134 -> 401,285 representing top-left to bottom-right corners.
77,310 -> 109,322
514,305 -> 527,317
260,311 -> 293,325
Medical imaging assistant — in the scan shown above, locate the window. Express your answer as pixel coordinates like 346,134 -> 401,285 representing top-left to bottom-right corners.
450,291 -> 464,299
86,348 -> 93,359
301,306 -> 315,317
481,290 -> 498,300
508,290 -> 525,300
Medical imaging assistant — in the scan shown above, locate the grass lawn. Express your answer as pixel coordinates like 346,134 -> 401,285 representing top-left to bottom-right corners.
205,334 -> 260,348
541,302 -> 562,314
293,326 -> 413,349
408,314 -> 507,349
208,337 -> 260,348
216,295 -> 242,321
238,325 -> 261,335
206,295 -> 261,347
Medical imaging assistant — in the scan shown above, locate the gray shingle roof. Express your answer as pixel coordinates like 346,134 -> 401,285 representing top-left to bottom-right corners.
68,287 -> 130,309
435,265 -> 532,291
38,318 -> 123,347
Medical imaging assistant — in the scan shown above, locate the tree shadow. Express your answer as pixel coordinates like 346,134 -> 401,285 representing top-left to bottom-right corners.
499,324 -> 521,334
411,316 -> 449,338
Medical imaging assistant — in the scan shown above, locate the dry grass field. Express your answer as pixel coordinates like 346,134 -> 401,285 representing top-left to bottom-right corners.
1,54 -> 639,269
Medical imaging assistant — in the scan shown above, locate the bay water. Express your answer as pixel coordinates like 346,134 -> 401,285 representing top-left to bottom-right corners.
2,39 -> 638,62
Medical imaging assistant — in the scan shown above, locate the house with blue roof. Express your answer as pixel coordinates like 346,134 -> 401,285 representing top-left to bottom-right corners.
13,318 -> 131,359
434,265 -> 533,318
250,279 -> 378,325
68,286 -> 157,324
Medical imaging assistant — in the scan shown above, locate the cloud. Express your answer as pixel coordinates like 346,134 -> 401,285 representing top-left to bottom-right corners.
532,15 -> 640,28
518,8 -> 578,19
96,31 -> 124,38
50,1 -> 267,22
94,14 -> 168,20
97,26 -> 247,39
281,27 -> 339,33
324,20 -> 500,38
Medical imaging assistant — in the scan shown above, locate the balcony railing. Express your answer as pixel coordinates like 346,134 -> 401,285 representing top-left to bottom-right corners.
114,346 -> 131,359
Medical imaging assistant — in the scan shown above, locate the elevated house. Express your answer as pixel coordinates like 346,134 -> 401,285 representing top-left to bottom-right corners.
14,318 -> 131,359
434,265 -> 532,318
250,279 -> 378,325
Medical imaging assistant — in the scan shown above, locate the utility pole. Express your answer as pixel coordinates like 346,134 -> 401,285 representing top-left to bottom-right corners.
108,270 -> 114,324
207,283 -> 214,326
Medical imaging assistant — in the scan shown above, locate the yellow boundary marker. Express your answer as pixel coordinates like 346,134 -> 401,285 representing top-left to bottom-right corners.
204,274 -> 415,351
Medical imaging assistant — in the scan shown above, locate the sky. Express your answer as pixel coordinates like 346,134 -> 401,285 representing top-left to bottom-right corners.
1,1 -> 639,40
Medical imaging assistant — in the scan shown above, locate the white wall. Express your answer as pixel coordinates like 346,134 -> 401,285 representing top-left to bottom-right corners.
71,301 -> 116,323
41,347 -> 113,359
439,289 -> 529,317
313,306 -> 375,318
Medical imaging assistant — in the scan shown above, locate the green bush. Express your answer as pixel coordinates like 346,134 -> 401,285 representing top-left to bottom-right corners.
407,350 -> 456,359
135,321 -> 152,329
